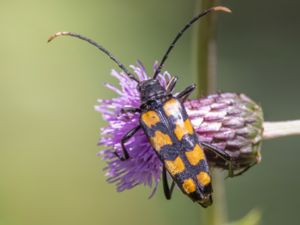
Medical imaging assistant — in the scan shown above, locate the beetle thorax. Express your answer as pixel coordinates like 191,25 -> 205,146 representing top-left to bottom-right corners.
138,79 -> 167,103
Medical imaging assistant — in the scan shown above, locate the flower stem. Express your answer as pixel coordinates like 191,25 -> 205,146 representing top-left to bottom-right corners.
196,0 -> 220,95
263,120 -> 300,140
195,0 -> 227,225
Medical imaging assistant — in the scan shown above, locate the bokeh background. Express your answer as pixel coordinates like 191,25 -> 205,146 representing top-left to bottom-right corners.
1,0 -> 300,225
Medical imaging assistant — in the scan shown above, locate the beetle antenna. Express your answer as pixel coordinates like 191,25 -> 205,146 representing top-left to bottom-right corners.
48,32 -> 140,83
153,6 -> 231,79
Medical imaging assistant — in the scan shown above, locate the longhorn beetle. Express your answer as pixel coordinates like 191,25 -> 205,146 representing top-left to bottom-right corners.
49,6 -> 233,207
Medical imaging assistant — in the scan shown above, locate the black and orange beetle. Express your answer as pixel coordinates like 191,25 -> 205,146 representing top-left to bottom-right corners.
49,6 -> 232,207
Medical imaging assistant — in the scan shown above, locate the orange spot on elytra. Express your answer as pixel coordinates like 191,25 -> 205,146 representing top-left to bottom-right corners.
163,98 -> 182,117
197,171 -> 211,186
150,130 -> 172,151
174,119 -> 194,140
165,156 -> 185,176
185,144 -> 205,166
182,178 -> 196,194
141,111 -> 160,128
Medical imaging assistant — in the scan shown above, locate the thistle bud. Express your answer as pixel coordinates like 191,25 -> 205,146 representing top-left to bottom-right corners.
185,93 -> 263,171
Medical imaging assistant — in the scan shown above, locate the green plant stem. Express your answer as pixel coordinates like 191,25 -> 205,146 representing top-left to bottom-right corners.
197,0 -> 220,95
195,0 -> 227,225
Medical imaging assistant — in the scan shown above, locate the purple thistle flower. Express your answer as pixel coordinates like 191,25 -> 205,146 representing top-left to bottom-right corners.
96,62 -> 263,195
96,62 -> 171,194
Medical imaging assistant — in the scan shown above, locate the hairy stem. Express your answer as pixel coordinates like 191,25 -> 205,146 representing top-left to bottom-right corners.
263,120 -> 300,140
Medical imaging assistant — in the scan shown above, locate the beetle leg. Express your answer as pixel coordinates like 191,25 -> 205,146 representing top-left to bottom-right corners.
162,166 -> 176,200
114,125 -> 141,161
201,142 -> 232,160
201,142 -> 235,178
166,76 -> 178,93
203,143 -> 258,178
229,162 -> 257,178
121,107 -> 141,114
176,84 -> 196,102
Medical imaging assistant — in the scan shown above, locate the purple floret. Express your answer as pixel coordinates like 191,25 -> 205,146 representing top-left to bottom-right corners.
95,62 -> 171,195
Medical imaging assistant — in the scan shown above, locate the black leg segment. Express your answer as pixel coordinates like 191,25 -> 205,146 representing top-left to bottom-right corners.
201,142 -> 235,178
176,84 -> 196,102
202,142 -> 256,178
230,162 -> 257,177
114,125 -> 141,161
162,166 -> 175,200
201,142 -> 232,161
121,107 -> 141,114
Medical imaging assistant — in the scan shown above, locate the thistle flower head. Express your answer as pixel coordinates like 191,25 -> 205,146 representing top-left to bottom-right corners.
186,93 -> 263,170
95,62 -> 171,194
96,62 -> 264,194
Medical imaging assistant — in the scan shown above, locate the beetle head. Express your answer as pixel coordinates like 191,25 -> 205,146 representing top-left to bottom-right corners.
138,79 -> 166,103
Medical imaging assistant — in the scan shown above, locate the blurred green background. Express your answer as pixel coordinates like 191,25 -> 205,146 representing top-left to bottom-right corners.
1,0 -> 300,225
